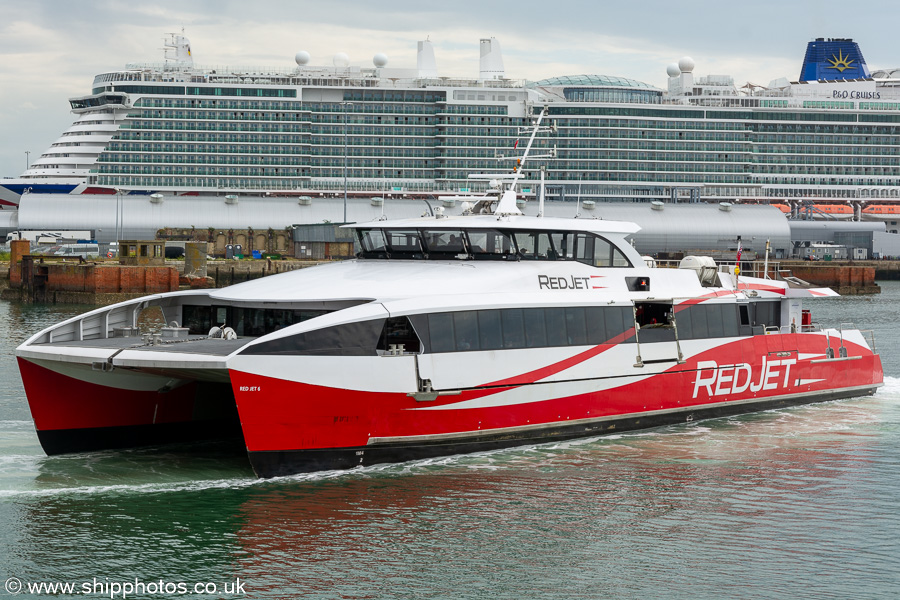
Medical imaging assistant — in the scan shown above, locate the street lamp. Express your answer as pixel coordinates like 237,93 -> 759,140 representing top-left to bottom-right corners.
114,188 -> 125,243
342,102 -> 348,223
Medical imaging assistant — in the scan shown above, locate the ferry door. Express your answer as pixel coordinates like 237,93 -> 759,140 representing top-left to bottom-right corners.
633,301 -> 683,366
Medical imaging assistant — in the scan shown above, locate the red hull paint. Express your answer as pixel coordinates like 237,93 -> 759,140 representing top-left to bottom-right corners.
230,334 -> 883,454
17,357 -> 197,432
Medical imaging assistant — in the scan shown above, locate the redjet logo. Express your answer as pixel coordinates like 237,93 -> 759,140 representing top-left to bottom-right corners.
692,356 -> 797,399
537,275 -> 592,290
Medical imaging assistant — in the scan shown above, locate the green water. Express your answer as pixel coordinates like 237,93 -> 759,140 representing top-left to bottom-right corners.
1,288 -> 899,599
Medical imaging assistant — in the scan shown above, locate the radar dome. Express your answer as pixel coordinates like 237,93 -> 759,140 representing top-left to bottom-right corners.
678,56 -> 695,73
666,63 -> 680,77
295,51 -> 310,66
373,53 -> 388,68
333,52 -> 350,68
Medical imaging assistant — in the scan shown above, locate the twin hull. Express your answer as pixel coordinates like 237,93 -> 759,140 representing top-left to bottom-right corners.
18,327 -> 882,477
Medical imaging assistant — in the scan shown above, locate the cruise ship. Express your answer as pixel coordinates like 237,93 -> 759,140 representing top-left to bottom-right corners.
4,35 -> 900,212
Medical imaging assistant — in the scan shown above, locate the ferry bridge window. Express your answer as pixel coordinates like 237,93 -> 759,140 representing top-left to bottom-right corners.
385,229 -> 424,259
574,233 -> 631,267
466,229 -> 516,260
358,228 -> 631,267
357,229 -> 389,258
549,232 -> 575,259
421,228 -> 467,257
514,231 -> 554,260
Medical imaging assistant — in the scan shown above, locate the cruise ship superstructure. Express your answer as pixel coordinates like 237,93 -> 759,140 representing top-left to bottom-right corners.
5,35 -> 900,210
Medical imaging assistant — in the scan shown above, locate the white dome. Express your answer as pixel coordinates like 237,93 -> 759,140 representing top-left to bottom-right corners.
333,52 -> 350,68
373,53 -> 388,68
678,56 -> 695,73
295,51 -> 310,66
666,63 -> 680,78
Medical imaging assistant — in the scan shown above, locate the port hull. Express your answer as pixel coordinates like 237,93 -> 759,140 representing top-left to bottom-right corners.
17,357 -> 242,455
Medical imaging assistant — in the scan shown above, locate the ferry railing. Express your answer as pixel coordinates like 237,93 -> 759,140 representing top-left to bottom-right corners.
838,322 -> 880,356
860,330 -> 878,354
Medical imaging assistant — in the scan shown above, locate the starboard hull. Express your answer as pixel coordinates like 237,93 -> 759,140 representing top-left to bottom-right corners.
229,332 -> 883,477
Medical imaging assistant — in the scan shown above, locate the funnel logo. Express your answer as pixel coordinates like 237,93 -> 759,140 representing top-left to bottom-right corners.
827,49 -> 855,73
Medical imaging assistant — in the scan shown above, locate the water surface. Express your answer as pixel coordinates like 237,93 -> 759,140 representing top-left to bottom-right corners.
0,286 -> 898,599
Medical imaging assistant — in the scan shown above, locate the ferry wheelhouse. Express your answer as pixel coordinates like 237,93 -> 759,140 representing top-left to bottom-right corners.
15,194 -> 884,476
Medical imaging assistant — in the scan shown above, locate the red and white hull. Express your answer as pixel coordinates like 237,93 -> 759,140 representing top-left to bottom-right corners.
229,331 -> 882,477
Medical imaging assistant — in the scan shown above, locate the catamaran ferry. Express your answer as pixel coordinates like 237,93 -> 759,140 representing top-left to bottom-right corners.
4,35 -> 900,216
15,126 -> 884,476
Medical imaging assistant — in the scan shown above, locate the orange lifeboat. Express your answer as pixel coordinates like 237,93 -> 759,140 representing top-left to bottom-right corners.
811,204 -> 854,219
862,204 -> 900,221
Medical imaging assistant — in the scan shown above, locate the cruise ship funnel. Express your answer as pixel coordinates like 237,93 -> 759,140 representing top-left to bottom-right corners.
799,38 -> 869,81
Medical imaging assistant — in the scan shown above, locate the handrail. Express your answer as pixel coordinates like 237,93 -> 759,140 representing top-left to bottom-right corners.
860,329 -> 878,355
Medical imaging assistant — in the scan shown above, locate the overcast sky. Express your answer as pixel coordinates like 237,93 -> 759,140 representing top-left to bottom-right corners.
1,0 -> 898,178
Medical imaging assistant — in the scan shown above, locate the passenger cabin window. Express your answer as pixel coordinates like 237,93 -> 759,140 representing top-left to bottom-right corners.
410,306 -> 636,354
634,302 -> 675,343
751,301 -> 781,331
241,319 -> 386,356
182,305 -> 329,336
673,303 -> 740,339
239,316 -> 425,357
377,316 -> 421,354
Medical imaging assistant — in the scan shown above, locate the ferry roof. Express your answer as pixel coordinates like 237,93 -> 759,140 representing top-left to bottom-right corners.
345,214 -> 642,235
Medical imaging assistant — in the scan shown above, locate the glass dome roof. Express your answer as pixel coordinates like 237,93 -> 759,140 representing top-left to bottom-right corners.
529,74 -> 659,90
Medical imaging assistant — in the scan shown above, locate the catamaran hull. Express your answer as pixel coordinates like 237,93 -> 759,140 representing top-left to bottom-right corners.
229,333 -> 883,478
17,327 -> 883,477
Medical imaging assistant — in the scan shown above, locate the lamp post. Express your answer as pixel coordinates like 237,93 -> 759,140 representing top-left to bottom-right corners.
342,101 -> 348,223
114,188 -> 124,244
